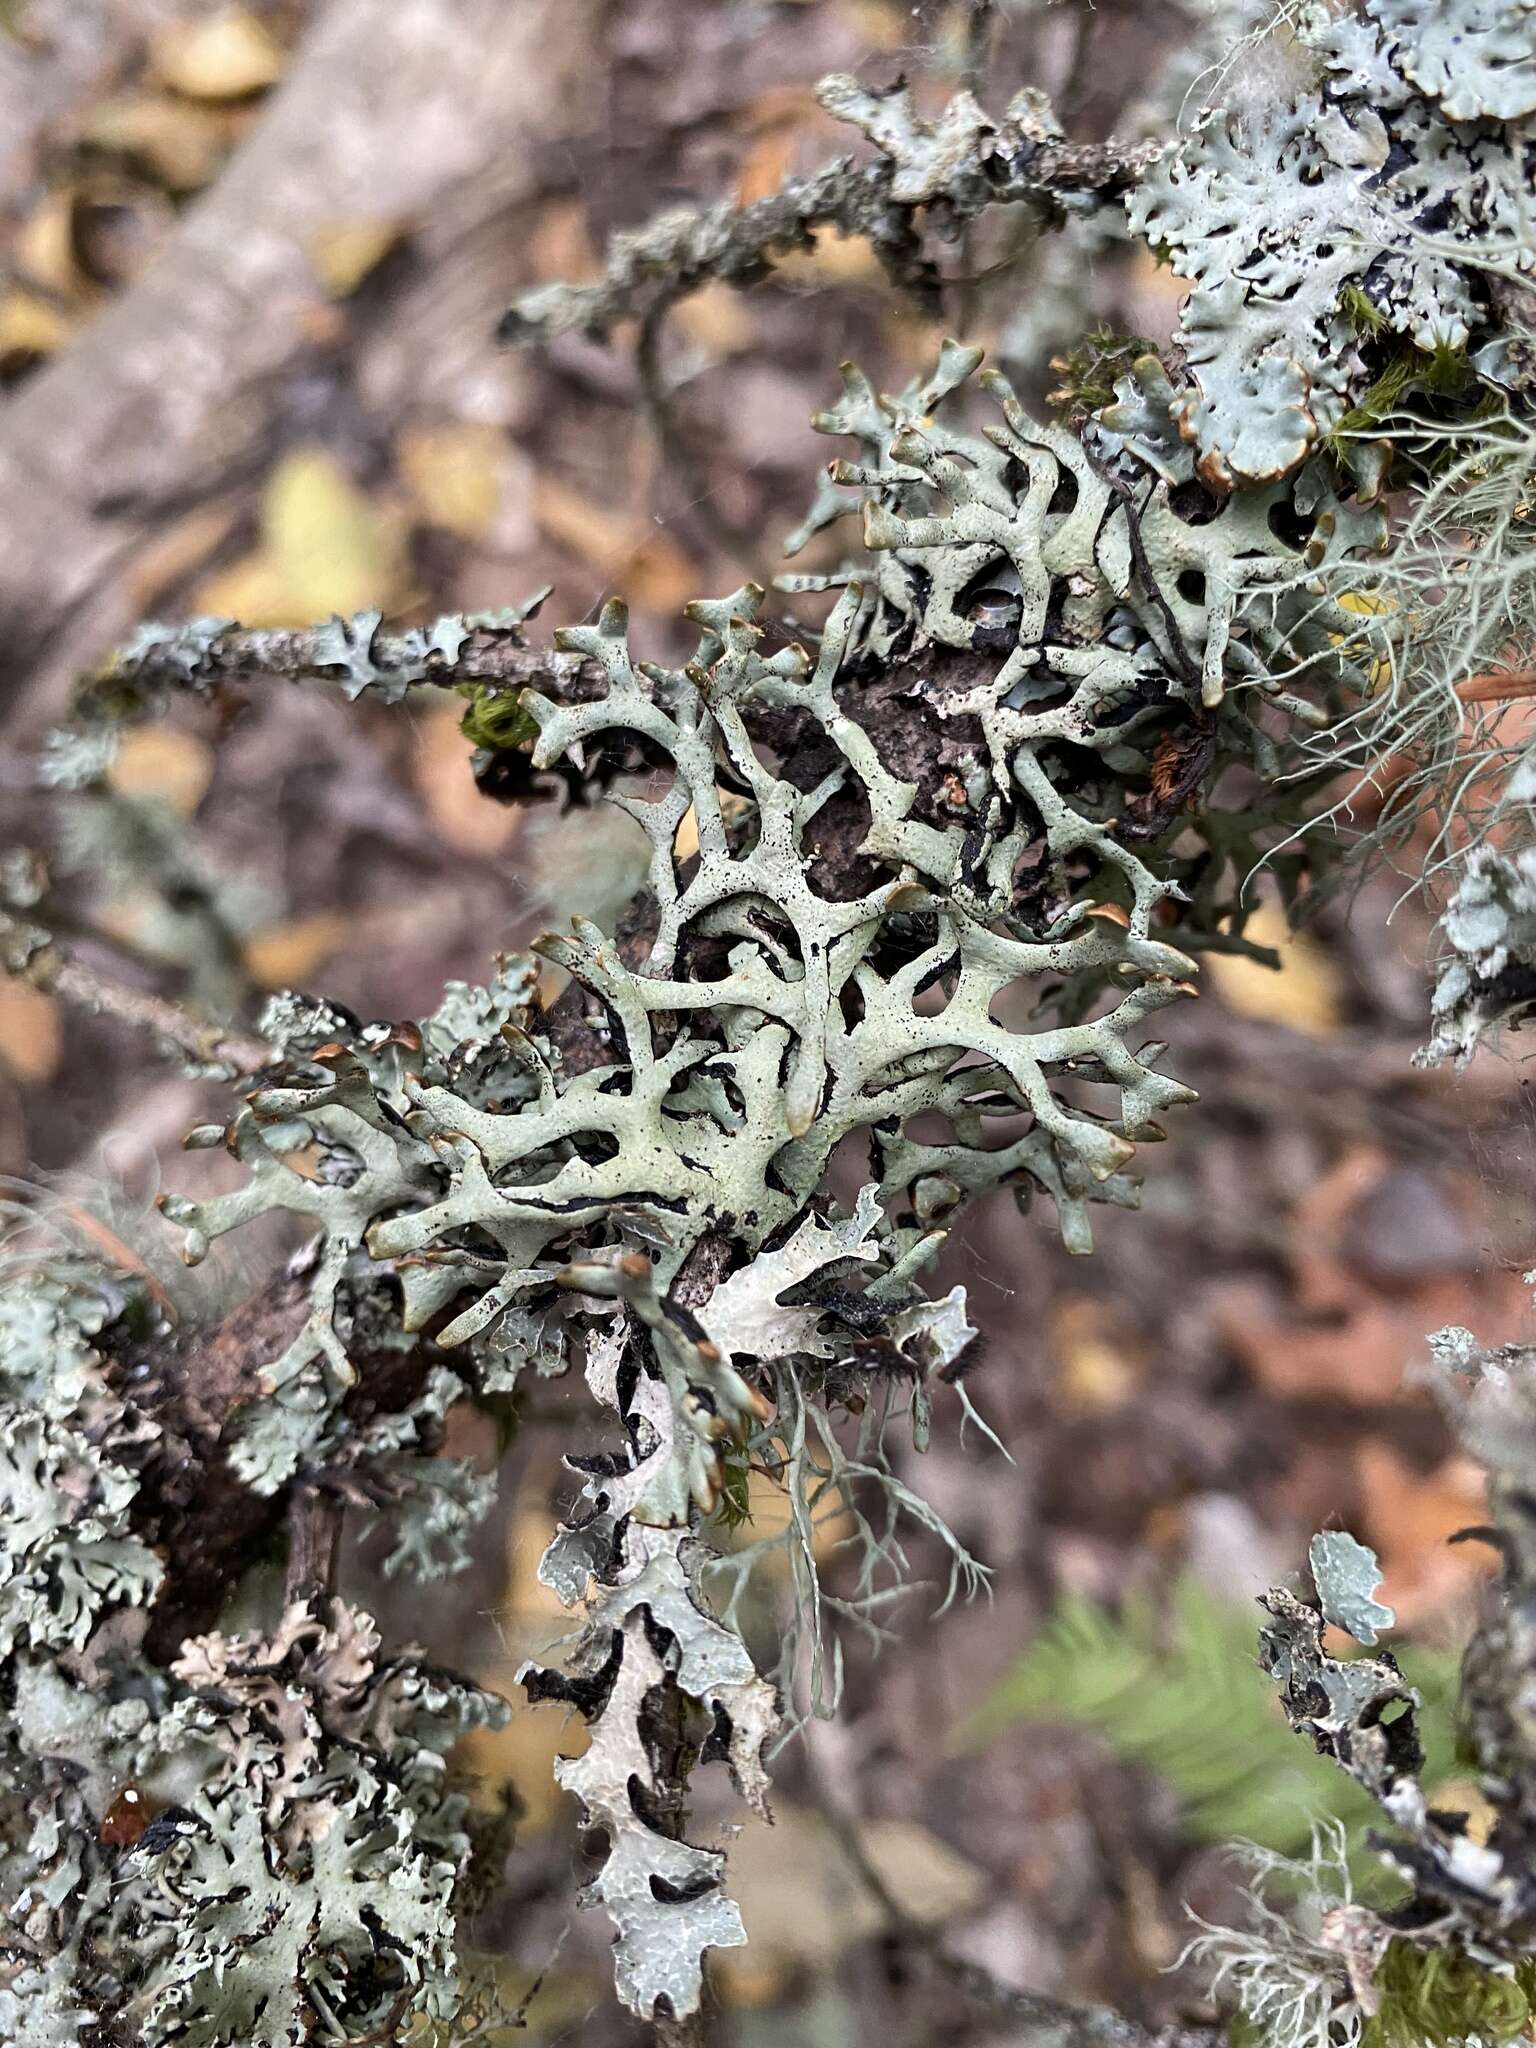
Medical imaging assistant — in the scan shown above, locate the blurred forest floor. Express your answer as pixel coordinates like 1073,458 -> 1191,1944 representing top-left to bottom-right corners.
2,3 -> 1534,2043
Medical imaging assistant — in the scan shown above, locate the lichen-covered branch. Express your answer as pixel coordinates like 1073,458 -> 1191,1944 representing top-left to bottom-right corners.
91,592 -> 596,718
0,906 -> 273,1079
500,74 -> 1160,345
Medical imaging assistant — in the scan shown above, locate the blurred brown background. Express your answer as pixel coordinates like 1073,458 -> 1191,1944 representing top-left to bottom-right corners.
1,3 -> 1532,2040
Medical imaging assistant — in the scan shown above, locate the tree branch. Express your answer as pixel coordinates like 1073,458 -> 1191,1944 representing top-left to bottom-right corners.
499,76 -> 1161,347
1,910 -> 272,1078
95,612 -> 603,716
1458,668 -> 1536,704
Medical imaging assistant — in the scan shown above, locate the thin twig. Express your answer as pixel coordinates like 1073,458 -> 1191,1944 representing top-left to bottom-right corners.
806,1740 -> 1218,2048
635,292 -> 762,568
1458,668 -> 1536,704
1,912 -> 272,1077
283,1485 -> 346,1610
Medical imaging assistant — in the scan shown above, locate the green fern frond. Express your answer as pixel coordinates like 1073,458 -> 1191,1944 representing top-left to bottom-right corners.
956,1580 -> 1459,1866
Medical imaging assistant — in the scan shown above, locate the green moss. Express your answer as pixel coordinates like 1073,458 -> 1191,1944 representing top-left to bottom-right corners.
1328,342 -> 1477,444
458,683 -> 538,753
1339,283 -> 1391,338
1364,1941 -> 1536,2048
1048,326 -> 1158,418
713,1453 -> 754,1533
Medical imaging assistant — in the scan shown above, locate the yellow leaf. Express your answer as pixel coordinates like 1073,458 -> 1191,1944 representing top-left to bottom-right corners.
82,93 -> 229,191
153,9 -> 282,100
532,475 -> 636,573
735,125 -> 797,208
1206,899 -> 1342,1036
673,806 -> 700,863
261,446 -> 407,621
243,913 -> 347,989
714,1802 -> 985,1998
0,288 -> 70,364
0,979 -> 60,1085
187,549 -> 296,629
837,0 -> 911,50
527,198 -> 599,284
126,503 -> 239,613
307,217 -> 405,297
1052,1298 -> 1139,1411
454,1508 -> 583,1833
456,1675 -> 583,1833
14,188 -> 87,299
673,280 -> 754,356
108,726 -> 212,816
623,531 -> 699,616
397,421 -> 506,540
774,226 -> 883,286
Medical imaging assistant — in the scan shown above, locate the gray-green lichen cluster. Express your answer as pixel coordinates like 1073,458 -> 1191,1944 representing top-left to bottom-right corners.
133,338 -> 1394,2016
0,1209 -> 505,2043
1240,1330 -> 1536,2031
1131,0 -> 1536,486
10,0 -> 1536,2033
1420,845 -> 1536,1067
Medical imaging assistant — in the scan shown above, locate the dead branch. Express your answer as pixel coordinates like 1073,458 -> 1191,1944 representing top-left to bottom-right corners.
1,910 -> 272,1077
1458,668 -> 1536,705
499,75 -> 1161,347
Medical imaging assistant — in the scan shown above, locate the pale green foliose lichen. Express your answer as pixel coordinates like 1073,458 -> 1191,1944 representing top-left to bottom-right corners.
1130,0 -> 1536,483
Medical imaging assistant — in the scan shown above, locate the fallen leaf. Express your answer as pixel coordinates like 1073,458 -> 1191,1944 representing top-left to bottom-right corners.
456,1681 -> 584,1833
243,912 -> 347,989
1213,1148 -> 1532,1406
125,502 -> 239,613
308,217 -> 405,297
398,421 -> 507,540
454,1508 -> 585,1833
774,227 -> 884,287
0,979 -> 60,1084
674,281 -> 755,357
0,288 -> 70,366
836,0 -> 912,51
624,533 -> 702,615
534,475 -> 696,613
82,93 -> 230,191
735,125 -> 798,208
107,726 -> 212,816
189,448 -> 410,625
1356,1443 -> 1491,1625
714,1801 -> 985,1995
413,701 -> 520,856
153,9 -> 283,100
1052,1298 -> 1140,1411
1206,899 -> 1342,1036
527,198 -> 599,284
714,1464 -> 854,1567
187,549 -> 296,629
14,187 -> 88,299
262,445 -> 408,621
